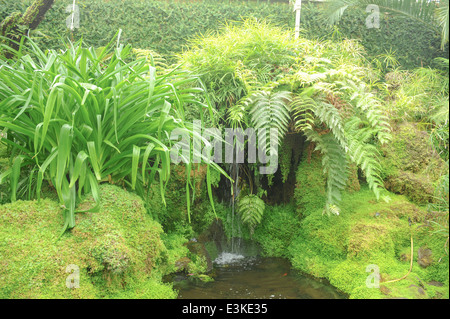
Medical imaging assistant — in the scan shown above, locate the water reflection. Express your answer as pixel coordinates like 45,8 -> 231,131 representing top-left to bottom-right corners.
171,256 -> 347,299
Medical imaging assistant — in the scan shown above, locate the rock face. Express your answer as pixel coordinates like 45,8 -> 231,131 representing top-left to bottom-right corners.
417,247 -> 433,268
185,240 -> 213,272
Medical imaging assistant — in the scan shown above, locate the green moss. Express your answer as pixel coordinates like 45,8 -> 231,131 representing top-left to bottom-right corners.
0,184 -> 178,299
381,122 -> 448,204
253,204 -> 301,257
110,276 -> 177,299
294,150 -> 327,215
160,232 -> 190,275
288,184 -> 449,299
347,223 -> 395,259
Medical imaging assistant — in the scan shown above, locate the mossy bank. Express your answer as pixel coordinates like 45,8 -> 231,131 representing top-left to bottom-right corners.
0,184 -> 183,298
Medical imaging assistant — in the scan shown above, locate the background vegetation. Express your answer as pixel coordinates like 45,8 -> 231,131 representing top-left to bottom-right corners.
0,0 -> 447,68
0,0 -> 448,300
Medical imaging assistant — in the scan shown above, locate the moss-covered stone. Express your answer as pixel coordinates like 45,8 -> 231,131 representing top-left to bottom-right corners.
287,186 -> 449,299
294,150 -> 327,216
253,204 -> 301,258
381,122 -> 448,205
0,184 -> 177,299
147,163 -> 214,236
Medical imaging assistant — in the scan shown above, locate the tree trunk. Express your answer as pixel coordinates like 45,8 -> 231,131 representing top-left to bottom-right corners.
0,0 -> 55,58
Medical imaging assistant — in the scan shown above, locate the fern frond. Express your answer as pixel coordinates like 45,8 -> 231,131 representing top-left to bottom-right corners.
238,194 -> 265,233
249,90 -> 292,149
292,92 -> 348,152
345,122 -> 385,200
340,79 -> 392,144
319,133 -> 349,212
300,127 -> 348,216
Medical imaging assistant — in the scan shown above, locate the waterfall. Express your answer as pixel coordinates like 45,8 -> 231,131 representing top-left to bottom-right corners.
230,161 -> 242,253
213,162 -> 245,266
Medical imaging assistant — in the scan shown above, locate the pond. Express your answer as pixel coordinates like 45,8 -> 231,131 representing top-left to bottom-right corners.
169,252 -> 347,299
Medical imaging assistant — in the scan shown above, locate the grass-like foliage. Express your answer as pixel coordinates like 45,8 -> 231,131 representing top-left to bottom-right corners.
178,19 -> 300,117
0,33 -> 219,234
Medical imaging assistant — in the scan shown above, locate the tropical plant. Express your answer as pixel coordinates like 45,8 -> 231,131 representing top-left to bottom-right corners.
178,19 -> 300,117
323,0 -> 449,50
382,57 -> 449,122
291,71 -> 391,215
181,20 -> 392,216
238,194 -> 265,234
0,33 -> 224,234
248,90 -> 292,151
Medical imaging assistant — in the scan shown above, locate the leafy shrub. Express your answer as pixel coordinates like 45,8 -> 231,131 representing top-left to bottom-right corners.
181,19 -> 391,215
0,34 -> 220,233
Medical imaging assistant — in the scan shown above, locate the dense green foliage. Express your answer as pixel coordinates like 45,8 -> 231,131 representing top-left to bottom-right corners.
323,0 -> 449,50
181,20 -> 392,215
0,1 -> 448,300
0,0 -> 447,68
0,34 -> 226,233
287,185 -> 449,299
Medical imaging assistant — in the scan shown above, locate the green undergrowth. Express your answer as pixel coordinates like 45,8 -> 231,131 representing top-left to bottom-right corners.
0,142 -> 8,205
253,204 -> 301,258
381,122 -> 448,205
286,186 -> 449,299
0,184 -> 179,299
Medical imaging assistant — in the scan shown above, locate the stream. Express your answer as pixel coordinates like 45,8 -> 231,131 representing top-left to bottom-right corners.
170,252 -> 347,299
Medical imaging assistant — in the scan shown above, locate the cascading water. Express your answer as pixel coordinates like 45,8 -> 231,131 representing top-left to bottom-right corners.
230,161 -> 241,253
213,162 -> 245,265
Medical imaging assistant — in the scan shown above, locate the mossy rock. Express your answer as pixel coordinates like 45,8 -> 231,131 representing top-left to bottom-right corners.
253,204 -> 301,258
385,171 -> 434,204
287,186 -> 449,299
0,184 -> 176,299
347,223 -> 395,259
146,163 -> 214,236
381,122 -> 448,204
294,150 -> 327,215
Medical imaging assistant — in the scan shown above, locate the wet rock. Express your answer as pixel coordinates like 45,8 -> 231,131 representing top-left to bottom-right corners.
185,241 -> 213,272
381,123 -> 447,205
198,219 -> 228,252
417,247 -> 433,268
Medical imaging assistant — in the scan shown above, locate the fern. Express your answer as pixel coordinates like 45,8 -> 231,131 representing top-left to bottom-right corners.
300,125 -> 348,216
292,74 -> 391,215
249,90 -> 292,148
344,118 -> 385,200
238,194 -> 265,234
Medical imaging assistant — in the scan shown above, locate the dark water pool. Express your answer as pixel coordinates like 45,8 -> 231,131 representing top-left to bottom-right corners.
170,254 -> 347,299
